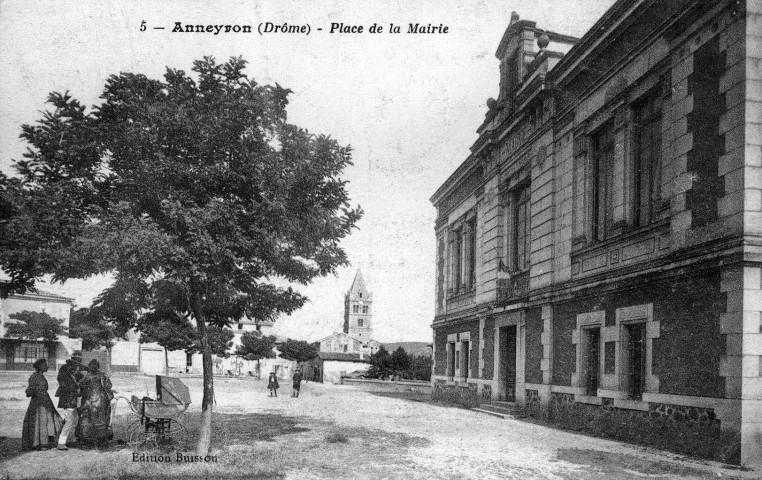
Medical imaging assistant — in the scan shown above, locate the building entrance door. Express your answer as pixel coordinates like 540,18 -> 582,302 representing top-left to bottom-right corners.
502,325 -> 517,402
586,328 -> 600,396
626,323 -> 646,400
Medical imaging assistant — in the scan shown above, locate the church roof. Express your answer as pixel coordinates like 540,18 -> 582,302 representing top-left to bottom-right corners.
317,331 -> 379,346
318,352 -> 369,362
347,269 -> 372,301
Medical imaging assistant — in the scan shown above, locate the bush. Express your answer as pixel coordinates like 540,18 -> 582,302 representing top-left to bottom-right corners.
324,432 -> 349,444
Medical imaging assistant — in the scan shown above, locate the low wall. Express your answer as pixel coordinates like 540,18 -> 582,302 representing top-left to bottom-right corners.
342,378 -> 432,393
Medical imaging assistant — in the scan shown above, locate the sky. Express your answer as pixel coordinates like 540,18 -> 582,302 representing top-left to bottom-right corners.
0,0 -> 615,343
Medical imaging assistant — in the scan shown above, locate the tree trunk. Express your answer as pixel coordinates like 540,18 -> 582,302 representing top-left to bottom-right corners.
190,287 -> 214,456
164,348 -> 169,376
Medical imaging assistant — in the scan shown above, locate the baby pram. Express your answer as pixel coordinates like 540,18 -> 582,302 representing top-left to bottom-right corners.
118,375 -> 191,451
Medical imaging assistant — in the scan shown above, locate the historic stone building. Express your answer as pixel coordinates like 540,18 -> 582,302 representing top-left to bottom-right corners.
318,270 -> 382,355
430,0 -> 762,466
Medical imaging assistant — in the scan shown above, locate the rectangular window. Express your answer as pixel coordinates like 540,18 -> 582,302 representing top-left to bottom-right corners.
357,319 -> 363,327
585,328 -> 600,396
625,323 -> 646,400
513,185 -> 530,271
362,306 -> 369,314
447,342 -> 456,379
454,229 -> 463,290
14,342 -> 46,364
353,305 -> 359,313
462,341 -> 470,381
466,218 -> 477,288
632,93 -> 663,227
592,124 -> 614,241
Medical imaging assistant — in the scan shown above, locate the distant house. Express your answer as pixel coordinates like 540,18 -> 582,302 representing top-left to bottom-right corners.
0,289 -> 81,371
318,331 -> 381,355
310,351 -> 371,384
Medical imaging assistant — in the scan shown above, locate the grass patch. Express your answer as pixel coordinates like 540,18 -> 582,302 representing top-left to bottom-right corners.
324,432 -> 349,444
519,400 -> 741,465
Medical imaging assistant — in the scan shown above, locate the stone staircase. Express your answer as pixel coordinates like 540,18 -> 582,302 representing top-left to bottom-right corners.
472,401 -> 519,419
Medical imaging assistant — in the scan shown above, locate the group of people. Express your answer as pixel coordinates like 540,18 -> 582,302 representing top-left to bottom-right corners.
267,369 -> 303,397
21,352 -> 114,451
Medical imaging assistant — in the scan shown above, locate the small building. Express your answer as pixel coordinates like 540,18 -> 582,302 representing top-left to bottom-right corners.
0,289 -> 81,370
310,352 -> 371,384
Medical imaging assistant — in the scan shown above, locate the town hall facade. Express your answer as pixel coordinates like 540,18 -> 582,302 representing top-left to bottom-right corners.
430,0 -> 762,466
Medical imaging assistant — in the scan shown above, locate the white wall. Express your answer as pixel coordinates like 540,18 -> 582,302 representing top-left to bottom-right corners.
323,360 -> 369,384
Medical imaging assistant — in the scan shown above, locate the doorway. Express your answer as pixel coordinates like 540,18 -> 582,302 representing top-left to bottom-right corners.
625,323 -> 646,400
585,328 -> 600,396
500,325 -> 517,402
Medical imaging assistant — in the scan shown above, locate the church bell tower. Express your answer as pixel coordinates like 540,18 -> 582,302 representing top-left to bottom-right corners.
343,269 -> 372,340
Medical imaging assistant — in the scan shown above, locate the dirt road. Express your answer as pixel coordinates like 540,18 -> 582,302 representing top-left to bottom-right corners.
0,373 -> 757,479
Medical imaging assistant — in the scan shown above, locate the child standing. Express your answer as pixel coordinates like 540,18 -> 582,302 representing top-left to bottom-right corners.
267,372 -> 279,397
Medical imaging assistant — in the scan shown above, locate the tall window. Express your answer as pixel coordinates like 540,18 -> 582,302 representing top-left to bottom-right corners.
357,319 -> 363,327
513,185 -> 530,271
448,342 -> 456,379
633,92 -> 663,227
466,218 -> 477,288
353,305 -> 359,313
461,341 -> 470,380
585,328 -> 600,397
362,306 -> 369,314
592,124 -> 614,241
453,228 -> 463,290
625,323 -> 646,400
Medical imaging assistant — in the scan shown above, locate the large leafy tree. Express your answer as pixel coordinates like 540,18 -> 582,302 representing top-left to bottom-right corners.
235,331 -> 276,363
367,345 -> 392,379
5,310 -> 68,343
390,346 -> 411,377
0,56 -> 362,454
278,338 -> 318,365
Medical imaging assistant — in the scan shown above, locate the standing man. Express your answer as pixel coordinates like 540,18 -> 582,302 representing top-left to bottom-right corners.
292,369 -> 303,398
56,351 -> 83,450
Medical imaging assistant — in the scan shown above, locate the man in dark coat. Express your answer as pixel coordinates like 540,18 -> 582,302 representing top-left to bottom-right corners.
56,352 -> 83,450
292,369 -> 303,398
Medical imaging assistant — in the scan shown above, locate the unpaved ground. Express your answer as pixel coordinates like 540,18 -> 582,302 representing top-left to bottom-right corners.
0,373 -> 758,479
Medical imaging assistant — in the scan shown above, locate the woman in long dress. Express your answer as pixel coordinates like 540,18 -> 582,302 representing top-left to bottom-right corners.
21,358 -> 63,451
77,359 -> 113,447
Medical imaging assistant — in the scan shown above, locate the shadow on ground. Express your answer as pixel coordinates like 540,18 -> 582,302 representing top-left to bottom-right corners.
2,412 -> 310,464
